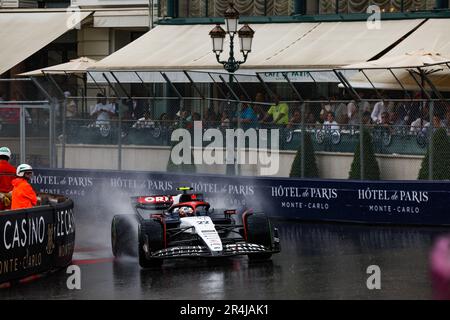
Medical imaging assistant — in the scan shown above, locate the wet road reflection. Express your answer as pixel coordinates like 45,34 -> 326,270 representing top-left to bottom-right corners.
1,220 -> 449,299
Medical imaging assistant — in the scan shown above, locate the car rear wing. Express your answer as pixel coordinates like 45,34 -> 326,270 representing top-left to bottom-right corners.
131,194 -> 204,209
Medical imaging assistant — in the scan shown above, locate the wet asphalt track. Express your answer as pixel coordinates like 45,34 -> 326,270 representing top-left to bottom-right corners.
1,214 -> 449,300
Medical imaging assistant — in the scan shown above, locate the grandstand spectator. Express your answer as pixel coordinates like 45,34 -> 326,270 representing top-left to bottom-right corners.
323,112 -> 340,130
371,96 -> 386,123
305,111 -> 317,128
362,111 -> 372,125
159,113 -> 171,129
253,92 -> 267,121
357,93 -> 372,113
410,111 -> 429,133
261,94 -> 289,126
380,112 -> 392,127
132,111 -> 154,129
425,115 -> 446,132
319,96 -> 334,123
334,97 -> 348,124
64,91 -> 78,119
220,111 -> 231,129
348,103 -> 359,127
90,93 -> 115,126
128,98 -> 146,120
240,99 -> 258,129
287,109 -> 302,129
204,108 -> 218,128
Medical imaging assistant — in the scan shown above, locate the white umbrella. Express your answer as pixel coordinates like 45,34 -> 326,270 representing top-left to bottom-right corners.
18,57 -> 98,76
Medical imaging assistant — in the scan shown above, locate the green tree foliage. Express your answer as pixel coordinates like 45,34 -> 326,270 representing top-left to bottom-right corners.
418,128 -> 450,180
349,129 -> 380,180
290,132 -> 319,178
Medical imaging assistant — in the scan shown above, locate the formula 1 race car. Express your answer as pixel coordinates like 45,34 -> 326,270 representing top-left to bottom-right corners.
111,187 -> 280,268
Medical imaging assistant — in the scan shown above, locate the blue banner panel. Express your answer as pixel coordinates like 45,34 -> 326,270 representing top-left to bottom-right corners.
32,168 -> 450,226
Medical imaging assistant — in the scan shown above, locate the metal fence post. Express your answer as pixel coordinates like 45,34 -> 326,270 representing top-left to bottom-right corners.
50,99 -> 57,168
61,98 -> 67,169
301,102 -> 306,178
118,112 -> 123,171
359,101 -> 364,180
428,99 -> 434,180
19,105 -> 26,164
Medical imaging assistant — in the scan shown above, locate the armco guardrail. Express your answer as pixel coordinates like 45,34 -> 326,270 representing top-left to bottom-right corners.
0,195 -> 75,284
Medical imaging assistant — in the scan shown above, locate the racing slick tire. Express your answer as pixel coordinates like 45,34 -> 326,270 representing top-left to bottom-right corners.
245,213 -> 274,261
111,215 -> 137,257
138,220 -> 164,268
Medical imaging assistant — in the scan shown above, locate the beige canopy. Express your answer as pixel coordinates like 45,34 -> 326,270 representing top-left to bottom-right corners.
18,57 -> 98,76
340,50 -> 450,92
342,50 -> 450,70
90,19 -> 423,72
0,11 -> 92,76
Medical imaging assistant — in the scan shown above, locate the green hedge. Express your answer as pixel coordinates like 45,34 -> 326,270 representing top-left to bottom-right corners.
418,128 -> 450,180
349,129 -> 380,180
290,132 -> 319,178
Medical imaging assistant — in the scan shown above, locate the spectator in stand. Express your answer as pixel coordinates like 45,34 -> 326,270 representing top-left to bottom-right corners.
108,95 -> 120,117
132,111 -> 154,129
90,93 -> 115,126
159,113 -> 171,129
128,98 -> 146,120
11,164 -> 37,210
0,147 -> 15,210
219,95 -> 237,125
261,94 -> 289,126
319,97 -> 335,123
287,109 -> 302,129
63,91 -> 78,119
334,96 -> 348,124
220,111 -> 231,129
371,95 -> 386,124
305,111 -> 317,129
380,111 -> 392,127
410,110 -> 429,133
425,115 -> 446,132
443,109 -> 450,128
348,103 -> 359,127
323,112 -> 340,131
253,92 -> 267,121
204,108 -> 218,128
362,111 -> 373,125
193,112 -> 201,120
357,92 -> 372,113
239,97 -> 258,129
389,108 -> 406,127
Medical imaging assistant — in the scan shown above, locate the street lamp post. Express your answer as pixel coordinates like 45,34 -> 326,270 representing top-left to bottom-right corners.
209,3 -> 255,176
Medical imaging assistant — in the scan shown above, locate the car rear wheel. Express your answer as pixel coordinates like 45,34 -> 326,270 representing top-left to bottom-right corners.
138,220 -> 164,268
111,215 -> 137,257
245,213 -> 273,261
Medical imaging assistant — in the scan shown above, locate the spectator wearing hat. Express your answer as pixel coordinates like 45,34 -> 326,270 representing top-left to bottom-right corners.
11,164 -> 37,210
0,146 -> 15,210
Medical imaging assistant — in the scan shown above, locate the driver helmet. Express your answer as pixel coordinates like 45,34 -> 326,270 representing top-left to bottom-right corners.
179,206 -> 193,217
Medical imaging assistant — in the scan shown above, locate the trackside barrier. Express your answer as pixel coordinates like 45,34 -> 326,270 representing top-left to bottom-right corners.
0,196 -> 75,284
32,168 -> 450,226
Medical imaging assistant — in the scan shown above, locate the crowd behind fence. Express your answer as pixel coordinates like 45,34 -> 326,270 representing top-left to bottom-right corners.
48,93 -> 450,180
2,70 -> 450,180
